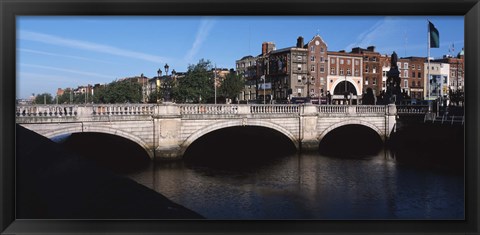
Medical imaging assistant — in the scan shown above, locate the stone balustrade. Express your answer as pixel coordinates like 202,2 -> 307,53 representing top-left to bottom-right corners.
179,104 -> 239,115
396,105 -> 429,114
317,105 -> 348,113
16,105 -> 78,117
92,104 -> 155,116
250,104 -> 299,114
16,103 -> 407,119
355,105 -> 386,114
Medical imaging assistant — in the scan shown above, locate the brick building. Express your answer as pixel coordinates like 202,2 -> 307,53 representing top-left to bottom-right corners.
398,57 -> 426,100
350,46 -> 382,95
326,51 -> 363,104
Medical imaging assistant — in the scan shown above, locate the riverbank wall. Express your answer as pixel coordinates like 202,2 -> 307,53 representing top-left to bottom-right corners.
387,117 -> 464,173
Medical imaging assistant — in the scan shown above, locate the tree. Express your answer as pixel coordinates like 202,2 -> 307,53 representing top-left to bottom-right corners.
92,80 -> 142,103
172,59 -> 214,103
34,93 -> 54,104
219,72 -> 244,101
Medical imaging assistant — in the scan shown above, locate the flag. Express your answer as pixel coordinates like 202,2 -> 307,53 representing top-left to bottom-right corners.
429,21 -> 440,48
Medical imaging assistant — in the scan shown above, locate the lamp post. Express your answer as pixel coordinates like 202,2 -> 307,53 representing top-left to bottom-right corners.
164,63 -> 169,76
261,75 -> 266,104
157,68 -> 162,103
214,65 -> 217,104
302,76 -> 313,99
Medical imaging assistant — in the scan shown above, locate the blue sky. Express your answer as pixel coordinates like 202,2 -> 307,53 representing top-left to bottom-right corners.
16,16 -> 464,99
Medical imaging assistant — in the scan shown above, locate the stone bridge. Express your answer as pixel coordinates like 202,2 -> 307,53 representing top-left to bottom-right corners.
16,104 -> 400,160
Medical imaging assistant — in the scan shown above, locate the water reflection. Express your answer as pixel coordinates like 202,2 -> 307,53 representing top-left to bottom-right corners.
127,149 -> 464,220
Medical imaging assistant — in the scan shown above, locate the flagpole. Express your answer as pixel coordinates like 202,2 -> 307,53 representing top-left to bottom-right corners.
427,20 -> 431,101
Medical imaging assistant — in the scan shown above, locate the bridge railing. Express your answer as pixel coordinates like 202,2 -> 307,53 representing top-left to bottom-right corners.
250,104 -> 299,114
91,104 -> 155,116
180,104 -> 239,115
16,105 -> 79,117
396,105 -> 429,114
355,105 -> 386,114
317,105 -> 348,113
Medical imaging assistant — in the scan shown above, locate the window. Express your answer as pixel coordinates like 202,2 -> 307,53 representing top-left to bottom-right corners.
297,56 -> 302,61
404,63 -> 408,69
418,72 -> 421,78
310,46 -> 315,52
404,79 -> 408,88
331,58 -> 336,64
365,65 -> 369,73
355,60 -> 359,65
372,57 -> 377,62
355,69 -> 359,76
311,65 -> 315,72
320,77 -> 325,84
347,68 -> 351,75
412,81 -> 415,87
364,56 -> 369,61
297,75 -> 302,83
320,65 -> 325,73
372,78 -> 376,85
365,79 -> 369,85
411,64 -> 415,69
417,65 -> 421,70
397,62 -> 401,68
340,68 -> 344,75
297,64 -> 302,71
320,47 -> 324,53
412,71 -> 416,78
403,70 -> 408,78
340,59 -> 344,64
330,67 -> 336,75
347,59 -> 351,65
311,56 -> 315,62
320,56 -> 324,62
372,66 -> 377,74
383,71 -> 387,77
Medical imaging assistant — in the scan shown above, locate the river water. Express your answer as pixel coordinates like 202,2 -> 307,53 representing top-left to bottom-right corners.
126,148 -> 464,220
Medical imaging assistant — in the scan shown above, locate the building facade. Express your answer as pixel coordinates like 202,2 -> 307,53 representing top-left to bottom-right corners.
326,51 -> 363,104
306,35 -> 328,98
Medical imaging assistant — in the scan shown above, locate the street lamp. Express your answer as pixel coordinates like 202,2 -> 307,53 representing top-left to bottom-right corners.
261,75 -> 266,104
164,63 -> 169,76
302,76 -> 313,99
156,69 -> 162,103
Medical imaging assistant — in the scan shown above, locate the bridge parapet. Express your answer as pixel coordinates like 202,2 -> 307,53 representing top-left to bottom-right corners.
396,105 -> 429,114
179,104 -> 239,115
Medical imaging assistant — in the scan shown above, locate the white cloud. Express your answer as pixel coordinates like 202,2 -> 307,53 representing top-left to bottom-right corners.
20,63 -> 113,79
18,30 -> 170,64
184,18 -> 215,62
344,17 -> 401,51
18,48 -> 114,64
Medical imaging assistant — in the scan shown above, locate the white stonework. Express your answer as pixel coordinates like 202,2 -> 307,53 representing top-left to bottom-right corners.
16,104 -> 397,160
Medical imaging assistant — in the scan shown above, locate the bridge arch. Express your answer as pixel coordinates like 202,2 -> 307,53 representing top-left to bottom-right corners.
180,120 -> 300,155
43,126 -> 155,159
317,119 -> 385,143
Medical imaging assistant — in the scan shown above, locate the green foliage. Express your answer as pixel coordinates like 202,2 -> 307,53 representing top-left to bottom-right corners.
34,93 -> 54,104
172,59 -> 214,103
93,80 -> 142,103
219,72 -> 244,100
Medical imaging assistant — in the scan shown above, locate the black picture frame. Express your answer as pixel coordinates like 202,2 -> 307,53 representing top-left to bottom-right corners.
1,0 -> 479,234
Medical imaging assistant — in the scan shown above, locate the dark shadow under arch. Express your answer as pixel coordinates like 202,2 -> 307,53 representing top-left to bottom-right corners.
318,124 -> 383,157
58,132 -> 151,174
184,126 -> 296,170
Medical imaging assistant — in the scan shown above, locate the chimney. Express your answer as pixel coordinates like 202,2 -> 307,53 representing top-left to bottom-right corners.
262,42 -> 276,55
367,46 -> 375,52
262,42 -> 267,55
297,36 -> 304,48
